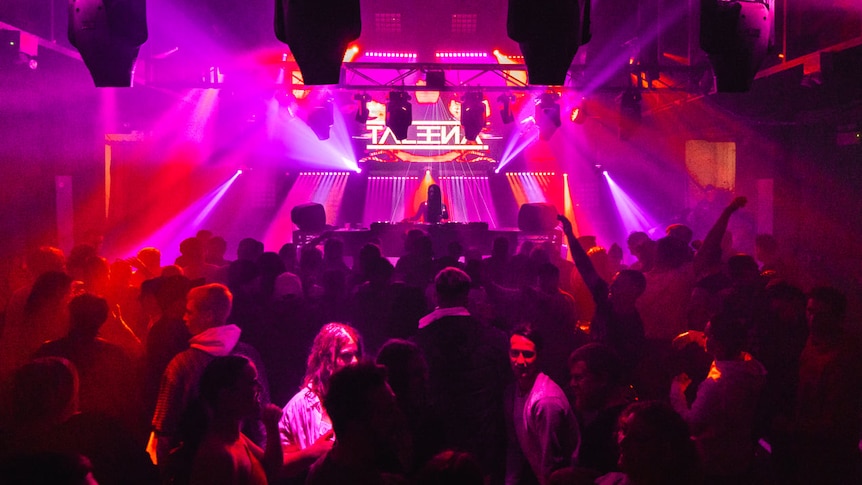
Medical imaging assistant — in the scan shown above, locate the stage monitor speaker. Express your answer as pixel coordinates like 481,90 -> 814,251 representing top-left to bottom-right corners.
291,203 -> 326,232
518,203 -> 558,234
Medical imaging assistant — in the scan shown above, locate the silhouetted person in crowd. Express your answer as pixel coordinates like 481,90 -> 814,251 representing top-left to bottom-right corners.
567,344 -> 633,476
176,237 -> 219,283
3,245 -> 66,348
484,236 -> 513,287
150,283 -> 268,468
774,286 -> 862,484
0,271 -> 73,380
669,313 -> 766,483
376,338 -> 444,473
610,401 -> 702,485
559,215 -> 646,384
278,323 -> 361,481
625,232 -> 655,273
0,357 -> 158,485
505,325 -> 580,485
189,356 -> 282,485
35,294 -> 135,429
143,276 -> 193,419
205,236 -> 231,267
306,362 -> 407,485
414,267 -> 509,483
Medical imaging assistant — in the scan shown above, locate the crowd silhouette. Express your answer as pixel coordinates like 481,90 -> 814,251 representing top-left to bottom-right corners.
1,196 -> 860,485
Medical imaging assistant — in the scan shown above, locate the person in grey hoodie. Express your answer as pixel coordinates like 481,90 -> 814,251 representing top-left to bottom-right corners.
669,312 -> 766,484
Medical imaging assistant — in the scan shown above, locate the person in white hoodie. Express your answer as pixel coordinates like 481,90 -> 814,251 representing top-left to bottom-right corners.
149,283 -> 268,468
669,312 -> 766,484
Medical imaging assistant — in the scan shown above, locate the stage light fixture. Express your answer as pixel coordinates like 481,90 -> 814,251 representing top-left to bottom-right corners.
307,99 -> 334,140
570,97 -> 587,124
275,0 -> 361,85
461,92 -> 486,140
700,0 -> 775,92
497,93 -> 515,124
67,0 -> 147,87
386,91 -> 413,141
507,0 -> 592,85
535,92 -> 561,141
354,93 -> 372,123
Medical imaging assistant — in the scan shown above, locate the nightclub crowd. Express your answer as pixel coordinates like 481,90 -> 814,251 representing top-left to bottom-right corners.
0,196 -> 860,485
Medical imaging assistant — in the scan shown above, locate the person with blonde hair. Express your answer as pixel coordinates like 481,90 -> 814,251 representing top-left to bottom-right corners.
278,323 -> 362,479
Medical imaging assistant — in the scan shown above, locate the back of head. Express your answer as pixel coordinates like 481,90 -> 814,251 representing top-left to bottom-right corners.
434,267 -> 472,308
727,254 -> 760,282
137,247 -> 161,270
416,450 -> 484,485
68,294 -> 109,339
376,339 -> 426,400
26,246 -> 66,277
492,236 -> 510,258
199,355 -> 251,409
11,357 -> 79,426
25,271 -> 73,316
257,252 -> 286,277
305,323 -> 363,397
615,269 -> 647,297
322,361 -> 388,437
179,237 -> 204,261
666,224 -> 693,244
569,343 -> 623,387
655,236 -> 689,269
155,275 -> 192,314
618,400 -> 700,483
206,236 -> 227,258
707,312 -> 748,357
188,283 -> 233,327
323,238 -> 345,261
237,238 -> 264,262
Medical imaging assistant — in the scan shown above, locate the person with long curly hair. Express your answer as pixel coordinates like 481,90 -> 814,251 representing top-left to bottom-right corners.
277,323 -> 362,480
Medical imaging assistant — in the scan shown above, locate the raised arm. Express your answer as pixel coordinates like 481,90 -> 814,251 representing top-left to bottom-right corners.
557,215 -> 606,301
693,196 -> 747,276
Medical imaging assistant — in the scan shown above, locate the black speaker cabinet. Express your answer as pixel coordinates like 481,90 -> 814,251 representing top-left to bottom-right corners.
291,203 -> 326,232
518,203 -> 558,234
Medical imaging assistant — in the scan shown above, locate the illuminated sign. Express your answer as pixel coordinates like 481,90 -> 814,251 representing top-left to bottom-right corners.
365,121 -> 489,151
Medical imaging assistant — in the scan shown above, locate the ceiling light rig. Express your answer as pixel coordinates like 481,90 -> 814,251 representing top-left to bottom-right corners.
461,91 -> 486,140
386,91 -> 413,141
535,92 -> 561,141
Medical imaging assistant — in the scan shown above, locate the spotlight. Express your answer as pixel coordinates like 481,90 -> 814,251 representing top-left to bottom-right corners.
497,93 -> 515,124
461,92 -> 486,140
570,98 -> 587,124
68,0 -> 148,87
619,87 -> 641,140
307,99 -> 334,140
354,93 -> 372,123
700,0 -> 775,92
535,92 -> 561,141
386,91 -> 412,141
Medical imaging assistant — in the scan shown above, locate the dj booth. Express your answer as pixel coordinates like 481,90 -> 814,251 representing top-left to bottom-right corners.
294,222 -> 560,259
291,202 -> 561,258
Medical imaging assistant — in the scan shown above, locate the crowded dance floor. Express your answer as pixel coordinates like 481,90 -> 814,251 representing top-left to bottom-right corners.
1,0 -> 861,483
